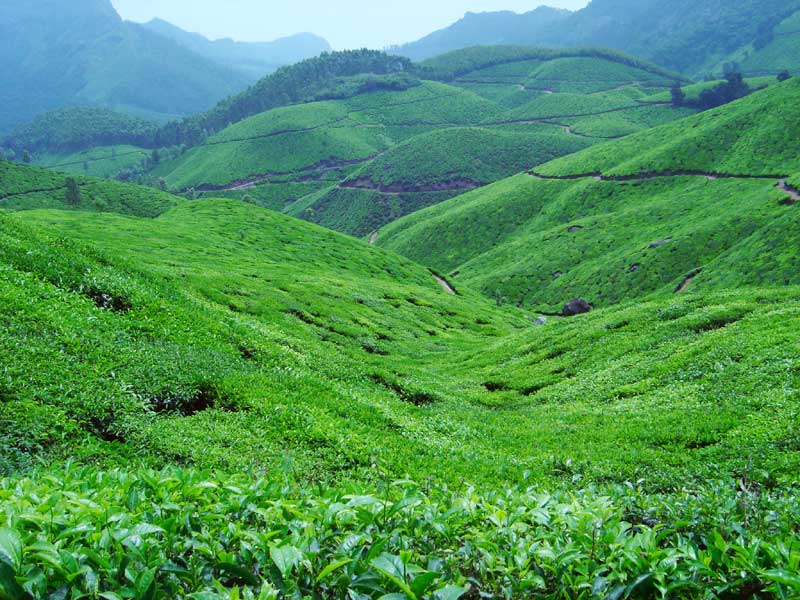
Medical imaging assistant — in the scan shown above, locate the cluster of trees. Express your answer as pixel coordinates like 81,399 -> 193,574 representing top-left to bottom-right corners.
0,148 -> 31,163
65,178 -> 82,207
116,146 -> 184,183
696,72 -> 751,109
2,107 -> 160,155
671,72 -> 756,110
313,73 -> 421,101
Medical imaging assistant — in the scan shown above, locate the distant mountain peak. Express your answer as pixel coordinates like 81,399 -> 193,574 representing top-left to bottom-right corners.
141,18 -> 330,77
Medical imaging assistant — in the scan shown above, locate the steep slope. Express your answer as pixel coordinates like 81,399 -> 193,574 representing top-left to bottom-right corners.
0,0 -> 251,131
396,0 -> 800,75
377,79 -> 800,310
143,18 -> 330,78
712,9 -> 800,77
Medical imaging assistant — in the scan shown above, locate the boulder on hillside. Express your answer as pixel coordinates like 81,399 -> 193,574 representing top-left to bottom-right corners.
562,298 -> 593,316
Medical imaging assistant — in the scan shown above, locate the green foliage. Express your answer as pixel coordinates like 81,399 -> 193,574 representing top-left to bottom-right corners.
301,124 -> 596,236
1,468 -> 798,599
505,90 -> 639,120
157,82 -> 502,190
539,79 -> 800,177
33,145 -> 151,179
150,54 -> 693,236
694,72 -> 751,110
3,161 -> 800,595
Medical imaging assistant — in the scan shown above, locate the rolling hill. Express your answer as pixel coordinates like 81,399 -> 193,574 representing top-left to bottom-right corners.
151,48 -> 690,237
376,78 -> 800,311
1,161 -> 799,596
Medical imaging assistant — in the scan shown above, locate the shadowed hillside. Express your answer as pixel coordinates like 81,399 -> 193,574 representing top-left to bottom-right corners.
377,79 -> 800,311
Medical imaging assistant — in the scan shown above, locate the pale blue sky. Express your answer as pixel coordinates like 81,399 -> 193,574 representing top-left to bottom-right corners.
111,1 -> 589,49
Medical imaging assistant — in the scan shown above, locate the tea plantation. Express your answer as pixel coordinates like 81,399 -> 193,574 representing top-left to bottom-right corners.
1,38 -> 799,600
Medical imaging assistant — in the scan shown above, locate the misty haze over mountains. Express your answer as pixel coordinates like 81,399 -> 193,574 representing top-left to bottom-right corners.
2,0 -> 799,131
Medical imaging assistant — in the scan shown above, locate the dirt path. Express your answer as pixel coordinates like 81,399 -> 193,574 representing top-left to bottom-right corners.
432,273 -> 457,295
340,176 -> 482,195
369,230 -> 379,245
41,150 -> 147,170
777,179 -> 800,202
529,170 -> 786,184
675,270 -> 701,293
205,157 -> 377,192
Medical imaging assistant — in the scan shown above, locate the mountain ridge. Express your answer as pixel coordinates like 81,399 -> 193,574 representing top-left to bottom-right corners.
397,0 -> 800,75
0,0 -> 330,132
142,18 -> 330,78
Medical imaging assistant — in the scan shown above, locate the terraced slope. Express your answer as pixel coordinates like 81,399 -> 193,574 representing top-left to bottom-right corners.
377,79 -> 800,311
153,49 -> 693,236
157,82 -> 501,190
294,124 -> 597,237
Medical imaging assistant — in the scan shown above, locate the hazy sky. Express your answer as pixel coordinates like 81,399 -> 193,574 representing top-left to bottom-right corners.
110,1 -> 589,49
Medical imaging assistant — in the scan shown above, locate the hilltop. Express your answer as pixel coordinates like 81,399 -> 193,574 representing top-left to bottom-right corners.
377,78 -> 800,311
147,47 -> 689,237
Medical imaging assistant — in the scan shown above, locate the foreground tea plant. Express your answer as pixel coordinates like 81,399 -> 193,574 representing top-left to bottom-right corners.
1,467 -> 798,599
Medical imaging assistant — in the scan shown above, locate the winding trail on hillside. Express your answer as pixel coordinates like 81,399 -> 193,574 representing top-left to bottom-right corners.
188,97 -> 675,192
528,170 -> 790,184
340,177 -> 482,195
40,150 -> 148,170
432,273 -> 457,295
675,270 -> 702,293
366,231 -> 455,294
207,157 -> 376,192
777,179 -> 800,202
202,91 -> 467,149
